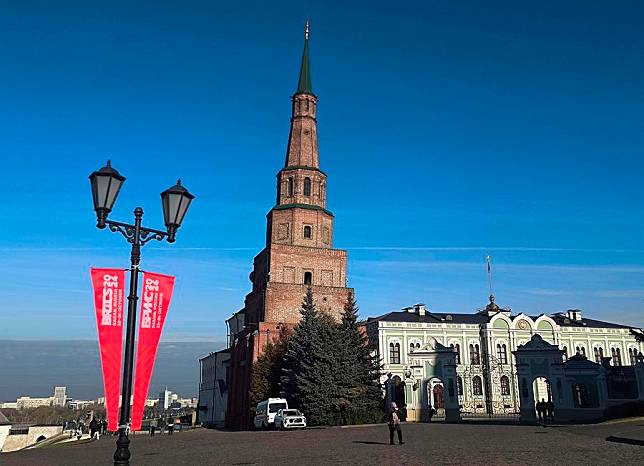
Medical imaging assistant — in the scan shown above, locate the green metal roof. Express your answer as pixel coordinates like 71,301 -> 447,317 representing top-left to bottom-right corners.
271,203 -> 333,217
296,22 -> 312,94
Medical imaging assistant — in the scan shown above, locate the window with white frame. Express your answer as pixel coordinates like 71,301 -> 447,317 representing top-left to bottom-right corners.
450,343 -> 461,364
389,342 -> 401,364
472,376 -> 483,396
628,348 -> 638,366
500,375 -> 511,396
469,343 -> 481,365
496,343 -> 508,364
593,346 -> 604,364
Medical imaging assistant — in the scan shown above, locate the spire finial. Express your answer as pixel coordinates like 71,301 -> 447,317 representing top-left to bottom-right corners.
296,19 -> 313,94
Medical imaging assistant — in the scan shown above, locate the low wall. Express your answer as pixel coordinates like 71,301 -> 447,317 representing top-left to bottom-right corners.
26,426 -> 62,445
0,425 -> 11,452
2,434 -> 28,452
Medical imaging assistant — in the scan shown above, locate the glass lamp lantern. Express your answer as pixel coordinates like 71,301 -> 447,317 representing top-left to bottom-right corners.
89,160 -> 126,228
161,179 -> 195,242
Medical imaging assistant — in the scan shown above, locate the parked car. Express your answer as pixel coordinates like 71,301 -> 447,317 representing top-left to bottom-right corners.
253,398 -> 288,429
274,409 -> 307,430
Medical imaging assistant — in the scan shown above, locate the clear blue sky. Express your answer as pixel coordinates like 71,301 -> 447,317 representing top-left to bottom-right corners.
1,0 -> 643,341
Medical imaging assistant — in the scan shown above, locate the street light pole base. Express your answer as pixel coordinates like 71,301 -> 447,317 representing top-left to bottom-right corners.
113,429 -> 131,466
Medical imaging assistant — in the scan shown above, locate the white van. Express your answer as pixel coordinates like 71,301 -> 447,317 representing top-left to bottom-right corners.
253,398 -> 288,429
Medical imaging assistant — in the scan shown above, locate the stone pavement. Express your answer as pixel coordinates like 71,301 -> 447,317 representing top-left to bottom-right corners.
2,420 -> 643,465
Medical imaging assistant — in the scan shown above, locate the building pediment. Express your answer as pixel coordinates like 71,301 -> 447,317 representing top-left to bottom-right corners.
516,334 -> 559,351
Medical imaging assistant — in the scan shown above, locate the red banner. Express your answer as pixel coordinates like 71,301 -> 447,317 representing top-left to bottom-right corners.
130,271 -> 175,431
90,268 -> 125,432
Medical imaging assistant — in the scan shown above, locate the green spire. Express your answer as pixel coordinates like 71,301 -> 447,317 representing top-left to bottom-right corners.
296,19 -> 313,94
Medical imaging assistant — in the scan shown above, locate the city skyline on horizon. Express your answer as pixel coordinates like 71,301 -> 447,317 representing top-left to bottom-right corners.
1,1 -> 643,342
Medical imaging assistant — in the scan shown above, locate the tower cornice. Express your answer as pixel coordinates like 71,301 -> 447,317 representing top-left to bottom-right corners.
279,165 -> 327,176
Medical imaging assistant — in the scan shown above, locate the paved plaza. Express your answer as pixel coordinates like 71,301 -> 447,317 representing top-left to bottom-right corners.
3,420 -> 644,465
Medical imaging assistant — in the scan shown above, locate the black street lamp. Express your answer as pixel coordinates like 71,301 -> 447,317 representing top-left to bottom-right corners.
89,161 -> 194,466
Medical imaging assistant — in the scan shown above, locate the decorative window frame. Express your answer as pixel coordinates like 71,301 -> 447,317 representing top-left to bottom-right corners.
408,338 -> 422,354
388,337 -> 403,365
448,339 -> 462,364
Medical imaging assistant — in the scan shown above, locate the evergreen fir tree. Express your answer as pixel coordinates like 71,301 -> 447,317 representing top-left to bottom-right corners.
281,287 -> 340,425
336,290 -> 383,415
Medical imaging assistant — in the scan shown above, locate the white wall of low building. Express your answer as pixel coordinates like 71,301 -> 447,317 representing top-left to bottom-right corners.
198,350 -> 230,427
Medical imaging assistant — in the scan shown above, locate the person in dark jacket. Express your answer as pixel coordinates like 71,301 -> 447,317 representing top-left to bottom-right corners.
545,400 -> 555,422
89,418 -> 100,440
387,402 -> 404,445
158,417 -> 166,434
167,418 -> 175,435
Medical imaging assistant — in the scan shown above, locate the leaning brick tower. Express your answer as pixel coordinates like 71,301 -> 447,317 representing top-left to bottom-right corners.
226,21 -> 353,429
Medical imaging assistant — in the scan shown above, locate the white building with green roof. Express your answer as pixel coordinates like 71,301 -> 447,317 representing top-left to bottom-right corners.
364,298 -> 644,421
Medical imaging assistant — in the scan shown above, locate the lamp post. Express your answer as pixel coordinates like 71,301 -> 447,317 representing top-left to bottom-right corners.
89,161 -> 194,466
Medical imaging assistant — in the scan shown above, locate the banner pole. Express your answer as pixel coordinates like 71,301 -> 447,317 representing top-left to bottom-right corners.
114,207 -> 143,466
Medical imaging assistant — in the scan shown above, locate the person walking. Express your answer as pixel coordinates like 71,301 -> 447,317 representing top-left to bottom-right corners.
546,399 -> 555,422
77,420 -> 85,440
537,399 -> 546,422
167,418 -> 175,436
388,402 -> 404,445
158,417 -> 166,435
150,418 -> 157,437
89,418 -> 100,440
428,404 -> 434,423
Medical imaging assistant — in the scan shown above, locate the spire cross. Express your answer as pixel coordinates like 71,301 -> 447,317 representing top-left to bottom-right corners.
305,18 -> 310,40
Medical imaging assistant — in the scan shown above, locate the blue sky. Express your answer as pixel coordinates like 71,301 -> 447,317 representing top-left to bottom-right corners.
1,1 -> 643,341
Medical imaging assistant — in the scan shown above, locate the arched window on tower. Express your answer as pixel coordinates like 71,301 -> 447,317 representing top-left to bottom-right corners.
303,225 -> 312,239
562,346 -> 568,361
500,375 -> 511,396
304,177 -> 311,196
287,177 -> 294,196
612,347 -> 622,366
472,376 -> 483,396
303,271 -> 312,286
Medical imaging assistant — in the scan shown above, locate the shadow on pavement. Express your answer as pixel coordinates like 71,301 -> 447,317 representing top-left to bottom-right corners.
352,441 -> 390,445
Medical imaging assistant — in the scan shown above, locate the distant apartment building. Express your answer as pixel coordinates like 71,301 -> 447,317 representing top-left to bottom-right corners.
14,386 -> 69,410
66,400 -> 93,410
159,387 -> 172,410
53,386 -> 67,407
16,396 -> 53,409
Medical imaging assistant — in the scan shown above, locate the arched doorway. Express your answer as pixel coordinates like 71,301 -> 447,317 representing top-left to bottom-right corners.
427,379 -> 445,417
36,435 -> 47,442
533,376 -> 551,419
433,385 -> 444,409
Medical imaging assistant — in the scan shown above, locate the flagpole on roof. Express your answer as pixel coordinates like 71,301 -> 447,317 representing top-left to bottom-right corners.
487,255 -> 494,302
